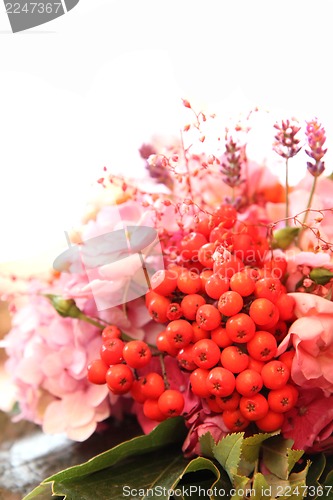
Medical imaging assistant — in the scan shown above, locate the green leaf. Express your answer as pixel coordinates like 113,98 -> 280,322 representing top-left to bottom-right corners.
51,452 -> 229,500
199,432 -> 216,459
47,417 -> 186,483
23,418 -> 186,500
231,474 -> 251,500
52,446 -> 188,500
272,227 -> 300,250
306,454 -> 325,496
252,473 -> 272,500
322,470 -> 333,500
287,449 -> 304,475
262,435 -> 303,480
264,460 -> 310,499
213,432 -> 244,482
22,482 -> 57,500
309,267 -> 333,285
242,432 -> 280,463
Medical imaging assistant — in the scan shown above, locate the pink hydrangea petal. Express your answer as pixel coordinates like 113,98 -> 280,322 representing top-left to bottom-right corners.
16,358 -> 43,385
42,401 -> 67,434
62,393 -> 95,427
66,420 -> 97,441
86,383 -> 109,407
41,353 -> 64,377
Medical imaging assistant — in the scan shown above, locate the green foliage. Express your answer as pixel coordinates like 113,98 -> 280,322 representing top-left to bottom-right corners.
23,420 -> 333,500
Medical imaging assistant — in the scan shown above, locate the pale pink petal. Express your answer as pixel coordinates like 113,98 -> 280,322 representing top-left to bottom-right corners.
66,420 -> 97,441
86,383 -> 109,407
42,401 -> 67,434
62,393 -> 95,427
41,353 -> 63,377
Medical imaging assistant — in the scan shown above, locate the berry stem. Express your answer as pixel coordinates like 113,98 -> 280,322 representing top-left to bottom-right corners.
159,354 -> 170,389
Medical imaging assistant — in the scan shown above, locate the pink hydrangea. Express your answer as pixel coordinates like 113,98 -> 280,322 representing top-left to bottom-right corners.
282,388 -> 333,452
0,271 -> 160,441
277,293 -> 333,396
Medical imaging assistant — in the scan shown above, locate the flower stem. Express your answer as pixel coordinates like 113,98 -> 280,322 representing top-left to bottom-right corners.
78,312 -> 105,329
303,175 -> 318,226
285,158 -> 289,226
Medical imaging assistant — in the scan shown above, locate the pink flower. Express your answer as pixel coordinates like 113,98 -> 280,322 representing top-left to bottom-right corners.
285,251 -> 332,292
277,293 -> 333,395
182,413 -> 229,457
282,388 -> 333,452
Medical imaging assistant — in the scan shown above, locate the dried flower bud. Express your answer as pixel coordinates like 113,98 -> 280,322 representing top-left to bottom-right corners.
273,119 -> 302,159
182,98 -> 191,108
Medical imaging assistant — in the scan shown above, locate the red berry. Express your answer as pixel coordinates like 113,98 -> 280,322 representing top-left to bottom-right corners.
158,389 -> 184,417
206,367 -> 236,397
143,398 -> 167,421
256,410 -> 285,432
156,330 -> 179,356
275,294 -> 296,321
235,369 -> 263,396
196,304 -> 221,330
177,270 -> 202,294
226,313 -> 256,343
140,372 -> 165,399
87,358 -> 109,385
212,204 -> 237,229
230,271 -> 256,297
205,273 -> 229,299
177,345 -> 197,371
166,319 -> 193,349
211,326 -> 232,348
216,391 -> 240,411
150,269 -> 178,296
190,368 -> 210,397
255,277 -> 282,303
106,364 -> 134,394
181,294 -> 206,320
261,360 -> 290,389
101,325 -> 122,341
198,242 -> 216,269
220,345 -> 249,373
218,291 -> 244,316
268,384 -> 298,413
192,339 -> 221,369
249,298 -> 279,326
246,331 -> 277,362
166,302 -> 183,321
123,340 -> 152,369
180,232 -> 208,261
223,409 -> 250,431
148,294 -> 171,323
100,338 -> 124,366
239,393 -> 269,421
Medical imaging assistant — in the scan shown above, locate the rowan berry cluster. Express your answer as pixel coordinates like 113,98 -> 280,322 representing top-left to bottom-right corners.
88,203 -> 299,433
87,325 -> 185,420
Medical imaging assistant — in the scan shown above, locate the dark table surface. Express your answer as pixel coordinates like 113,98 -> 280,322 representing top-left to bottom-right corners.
0,411 -> 142,499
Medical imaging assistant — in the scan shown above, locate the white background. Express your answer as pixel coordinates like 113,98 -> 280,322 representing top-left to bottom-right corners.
0,0 -> 333,275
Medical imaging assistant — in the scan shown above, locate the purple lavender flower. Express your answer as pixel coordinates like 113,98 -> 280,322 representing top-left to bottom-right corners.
220,137 -> 244,188
305,119 -> 327,177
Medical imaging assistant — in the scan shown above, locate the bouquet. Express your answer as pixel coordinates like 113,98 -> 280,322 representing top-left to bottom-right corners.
1,101 -> 333,499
